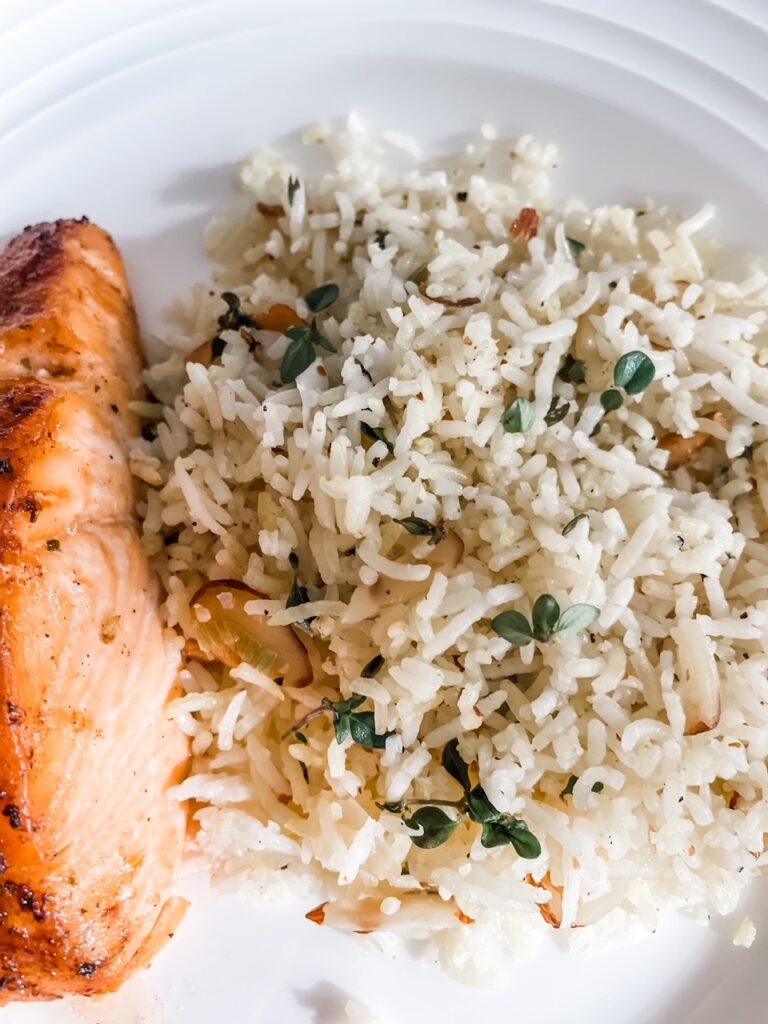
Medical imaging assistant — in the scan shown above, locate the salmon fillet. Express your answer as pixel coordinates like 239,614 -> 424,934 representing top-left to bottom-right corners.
0,220 -> 188,1002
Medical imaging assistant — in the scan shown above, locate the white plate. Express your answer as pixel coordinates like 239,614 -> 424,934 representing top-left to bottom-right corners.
2,2 -> 768,1021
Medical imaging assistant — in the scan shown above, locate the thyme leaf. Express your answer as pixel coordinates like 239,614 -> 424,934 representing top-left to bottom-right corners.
405,807 -> 460,849
562,513 -> 587,536
614,351 -> 655,395
502,397 -> 535,434
395,516 -> 446,543
544,396 -> 570,426
304,283 -> 339,313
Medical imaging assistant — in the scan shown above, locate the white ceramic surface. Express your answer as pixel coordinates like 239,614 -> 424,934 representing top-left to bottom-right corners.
1,2 -> 767,1021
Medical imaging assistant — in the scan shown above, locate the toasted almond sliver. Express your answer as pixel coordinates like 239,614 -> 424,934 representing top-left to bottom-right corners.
259,303 -> 305,333
527,872 -> 564,929
510,206 -> 540,240
658,430 -> 711,470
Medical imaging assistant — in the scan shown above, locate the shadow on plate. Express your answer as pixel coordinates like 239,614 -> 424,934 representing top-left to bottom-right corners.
293,980 -> 353,1024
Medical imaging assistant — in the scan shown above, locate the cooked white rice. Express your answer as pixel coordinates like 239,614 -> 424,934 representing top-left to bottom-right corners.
135,115 -> 768,983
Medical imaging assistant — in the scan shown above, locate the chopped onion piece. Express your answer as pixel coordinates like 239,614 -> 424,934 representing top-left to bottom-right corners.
190,579 -> 313,687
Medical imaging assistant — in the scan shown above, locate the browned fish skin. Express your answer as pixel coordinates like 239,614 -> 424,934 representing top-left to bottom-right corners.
0,220 -> 188,1002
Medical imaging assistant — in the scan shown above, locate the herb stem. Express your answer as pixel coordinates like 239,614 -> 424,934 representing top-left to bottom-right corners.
281,706 -> 331,740
400,798 -> 467,809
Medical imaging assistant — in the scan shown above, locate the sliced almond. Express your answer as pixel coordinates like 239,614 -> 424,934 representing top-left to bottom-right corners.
658,413 -> 729,470
258,303 -> 304,333
429,530 -> 464,572
306,893 -> 469,936
527,872 -> 564,929
658,430 -> 711,470
510,207 -> 540,240
182,636 -> 214,663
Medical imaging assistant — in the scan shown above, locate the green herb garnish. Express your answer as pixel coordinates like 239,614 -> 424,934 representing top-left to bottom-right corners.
377,800 -> 407,814
280,335 -> 316,383
442,738 -> 471,791
566,237 -> 586,261
562,513 -> 587,536
561,775 -> 603,798
558,355 -> 586,385
405,807 -> 460,849
531,594 -> 560,641
489,610 -> 534,646
556,603 -> 601,635
501,397 -> 535,434
361,421 -> 394,453
218,292 -> 258,333
479,815 -> 541,855
304,283 -> 339,313
561,775 -> 578,798
287,176 -> 300,207
544,396 -> 570,426
287,578 -> 312,614
286,553 -> 317,629
321,696 -> 393,749
280,324 -> 337,383
395,516 -> 446,544
600,389 -> 624,412
384,741 -> 541,857
613,351 -> 655,395
465,784 -> 499,823
284,695 -> 393,748
492,594 -> 600,646
374,229 -> 388,249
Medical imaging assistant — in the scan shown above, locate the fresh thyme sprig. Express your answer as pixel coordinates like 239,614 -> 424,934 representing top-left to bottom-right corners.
283,695 -> 393,750
378,740 -> 541,857
491,594 -> 600,646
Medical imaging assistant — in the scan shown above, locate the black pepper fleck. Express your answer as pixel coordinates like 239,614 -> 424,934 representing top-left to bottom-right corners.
6,703 -> 23,725
0,458 -> 12,475
2,804 -> 22,829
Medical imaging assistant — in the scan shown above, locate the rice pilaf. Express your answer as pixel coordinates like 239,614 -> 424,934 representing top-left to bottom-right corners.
134,116 -> 768,980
